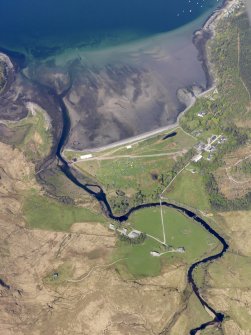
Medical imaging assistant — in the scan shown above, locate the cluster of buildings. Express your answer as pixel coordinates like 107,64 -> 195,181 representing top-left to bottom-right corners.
109,224 -> 142,240
192,134 -> 227,162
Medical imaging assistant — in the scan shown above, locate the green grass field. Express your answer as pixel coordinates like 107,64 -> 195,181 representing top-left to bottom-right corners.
164,169 -> 211,211
114,206 -> 219,278
74,128 -> 198,215
78,156 -> 174,194
23,191 -> 107,231
103,128 -> 196,157
115,238 -> 163,278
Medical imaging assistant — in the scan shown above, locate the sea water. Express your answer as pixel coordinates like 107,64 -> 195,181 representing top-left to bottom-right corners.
0,0 -> 223,59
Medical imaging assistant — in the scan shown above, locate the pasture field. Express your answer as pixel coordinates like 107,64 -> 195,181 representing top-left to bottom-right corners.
74,127 -> 198,215
99,127 -> 196,157
78,155 -> 175,195
23,191 -> 107,232
114,206 -> 220,278
164,169 -> 211,211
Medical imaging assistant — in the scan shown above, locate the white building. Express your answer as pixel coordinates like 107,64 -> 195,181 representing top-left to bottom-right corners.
176,247 -> 185,253
80,154 -> 93,160
109,224 -> 116,231
198,111 -> 206,118
192,154 -> 202,163
150,251 -> 160,257
128,230 -> 141,239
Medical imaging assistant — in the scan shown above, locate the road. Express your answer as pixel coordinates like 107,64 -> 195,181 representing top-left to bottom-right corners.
64,85 -> 216,155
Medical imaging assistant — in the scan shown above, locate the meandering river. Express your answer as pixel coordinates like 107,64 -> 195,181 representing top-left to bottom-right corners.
54,85 -> 229,334
0,2 -> 230,326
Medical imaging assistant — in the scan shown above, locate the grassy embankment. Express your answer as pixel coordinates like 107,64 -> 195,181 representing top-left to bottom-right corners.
64,127 -> 193,159
3,104 -> 52,161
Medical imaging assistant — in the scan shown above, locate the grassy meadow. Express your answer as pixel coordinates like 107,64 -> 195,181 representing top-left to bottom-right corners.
164,169 -> 211,211
114,206 -> 219,278
23,191 -> 106,232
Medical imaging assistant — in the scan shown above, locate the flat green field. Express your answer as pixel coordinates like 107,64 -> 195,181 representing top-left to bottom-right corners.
115,238 -> 163,278
78,156 -> 174,195
23,191 -> 107,231
164,169 -> 211,211
74,128 -> 198,215
114,206 -> 219,278
102,127 -> 196,157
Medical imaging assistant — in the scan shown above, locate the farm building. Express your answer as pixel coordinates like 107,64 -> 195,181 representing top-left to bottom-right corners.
128,230 -> 141,239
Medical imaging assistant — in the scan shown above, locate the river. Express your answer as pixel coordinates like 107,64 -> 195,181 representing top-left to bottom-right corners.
53,84 -> 229,334
0,6 -> 230,329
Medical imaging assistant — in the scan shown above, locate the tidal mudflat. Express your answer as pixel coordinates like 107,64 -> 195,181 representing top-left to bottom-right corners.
25,21 -> 215,150
0,0 -> 224,150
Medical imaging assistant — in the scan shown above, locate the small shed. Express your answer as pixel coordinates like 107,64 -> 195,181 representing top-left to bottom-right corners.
80,154 -> 93,160
109,224 -> 116,231
150,251 -> 160,257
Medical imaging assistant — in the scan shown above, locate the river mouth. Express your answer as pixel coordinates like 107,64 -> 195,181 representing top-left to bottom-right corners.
0,1 -> 231,332
23,25 -> 208,150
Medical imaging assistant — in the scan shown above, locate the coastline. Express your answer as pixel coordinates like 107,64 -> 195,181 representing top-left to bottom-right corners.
64,0 -> 235,154
63,86 -> 215,154
0,0 -> 239,156
193,0 -> 241,89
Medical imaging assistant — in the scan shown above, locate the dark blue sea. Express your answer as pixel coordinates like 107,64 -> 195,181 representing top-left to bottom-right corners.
0,0 -> 223,59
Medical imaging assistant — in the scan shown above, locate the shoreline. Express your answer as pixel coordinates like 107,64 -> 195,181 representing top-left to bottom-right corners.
0,0 -> 238,156
64,0 -> 234,154
193,0 -> 241,90
64,86 -> 216,155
